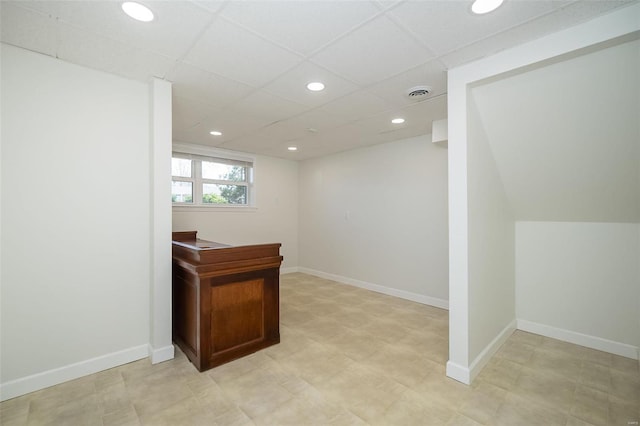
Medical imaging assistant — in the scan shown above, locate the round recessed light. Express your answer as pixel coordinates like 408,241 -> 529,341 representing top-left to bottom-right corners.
391,118 -> 405,124
209,130 -> 222,136
306,82 -> 325,92
471,0 -> 504,14
122,2 -> 154,22
288,146 -> 298,151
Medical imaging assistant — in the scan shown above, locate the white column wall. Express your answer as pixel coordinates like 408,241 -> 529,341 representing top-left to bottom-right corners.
0,45 -> 152,400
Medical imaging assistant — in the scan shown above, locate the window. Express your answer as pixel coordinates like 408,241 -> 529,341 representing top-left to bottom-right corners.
171,149 -> 253,207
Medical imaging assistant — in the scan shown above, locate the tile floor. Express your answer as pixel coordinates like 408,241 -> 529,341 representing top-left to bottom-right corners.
1,272 -> 638,425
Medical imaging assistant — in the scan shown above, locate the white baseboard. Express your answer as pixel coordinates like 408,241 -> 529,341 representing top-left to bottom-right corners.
469,319 -> 517,381
148,344 -> 175,364
280,267 -> 299,275
517,319 -> 639,360
0,345 -> 149,402
298,267 -> 449,310
446,361 -> 471,385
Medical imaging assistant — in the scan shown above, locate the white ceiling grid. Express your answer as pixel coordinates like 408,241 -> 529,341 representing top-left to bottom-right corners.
0,0 -> 635,160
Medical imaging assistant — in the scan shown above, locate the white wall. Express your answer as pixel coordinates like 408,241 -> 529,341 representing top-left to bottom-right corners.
172,154 -> 299,270
298,135 -> 449,306
446,3 -> 640,384
466,95 -> 515,364
516,221 -> 640,358
1,45 -> 153,399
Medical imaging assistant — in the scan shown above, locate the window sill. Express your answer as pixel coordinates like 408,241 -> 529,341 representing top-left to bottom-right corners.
172,204 -> 257,213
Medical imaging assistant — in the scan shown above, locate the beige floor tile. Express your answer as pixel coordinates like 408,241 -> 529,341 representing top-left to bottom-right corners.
457,381 -> 506,424
611,355 -> 640,375
445,413 -> 484,426
570,385 -> 610,426
493,392 -> 567,426
316,363 -> 408,423
609,367 -> 640,403
565,416 -> 599,426
358,341 -> 438,388
2,272 -> 639,426
579,361 -> 612,393
530,347 -> 583,380
102,406 -> 141,426
475,357 -> 524,391
512,367 -> 576,413
495,340 -> 536,365
375,387 -> 454,425
609,394 -> 640,426
411,370 -> 473,411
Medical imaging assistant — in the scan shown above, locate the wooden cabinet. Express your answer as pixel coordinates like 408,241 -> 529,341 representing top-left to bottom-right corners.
172,231 -> 282,372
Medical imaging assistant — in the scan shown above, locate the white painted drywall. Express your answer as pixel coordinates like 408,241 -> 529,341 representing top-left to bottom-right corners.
172,154 -> 299,270
1,45 -> 151,385
471,38 -> 640,223
149,78 -> 174,364
446,3 -> 640,383
298,135 -> 449,303
516,221 -> 640,351
466,94 -> 516,362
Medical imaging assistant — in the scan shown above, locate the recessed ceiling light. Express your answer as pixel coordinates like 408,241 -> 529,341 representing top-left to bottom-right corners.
288,146 -> 298,151
391,118 -> 405,124
306,82 -> 325,92
209,130 -> 222,136
121,2 -> 154,22
471,0 -> 504,14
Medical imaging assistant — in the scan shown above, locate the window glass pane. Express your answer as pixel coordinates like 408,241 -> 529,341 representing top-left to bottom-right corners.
172,181 -> 193,203
202,183 -> 247,204
202,161 -> 246,182
172,158 -> 192,178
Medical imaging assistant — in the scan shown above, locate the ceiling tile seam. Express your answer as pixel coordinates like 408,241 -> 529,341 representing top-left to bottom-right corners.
215,15 -> 309,59
381,11 -> 450,72
213,4 -> 391,63
48,17 -> 176,80
435,0 -> 592,66
30,7 -> 213,65
383,9 -> 439,59
6,3 -> 56,20
167,61 -> 261,98
300,6 -> 389,59
188,0 -> 232,15
163,12 -> 223,80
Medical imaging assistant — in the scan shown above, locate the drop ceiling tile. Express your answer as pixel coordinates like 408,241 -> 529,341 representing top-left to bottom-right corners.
0,3 -> 56,57
220,1 -> 381,56
224,90 -> 311,124
184,17 -> 303,87
190,0 -> 226,14
15,1 -> 213,59
55,22 -> 176,82
291,108 -> 354,132
173,96 -> 221,131
263,61 -> 360,107
365,60 -> 447,108
319,91 -> 392,123
258,108 -> 351,142
220,134 -> 286,157
440,0 -> 635,68
389,0 -> 565,56
167,63 -> 255,110
351,95 -> 447,137
310,15 -> 435,86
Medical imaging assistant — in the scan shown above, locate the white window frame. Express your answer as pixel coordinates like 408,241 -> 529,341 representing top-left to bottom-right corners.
172,143 -> 256,211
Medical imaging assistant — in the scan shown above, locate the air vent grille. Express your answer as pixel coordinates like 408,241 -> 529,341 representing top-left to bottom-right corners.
406,85 -> 432,101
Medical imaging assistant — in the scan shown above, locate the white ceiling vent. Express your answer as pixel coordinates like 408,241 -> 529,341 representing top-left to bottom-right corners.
406,86 -> 432,101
